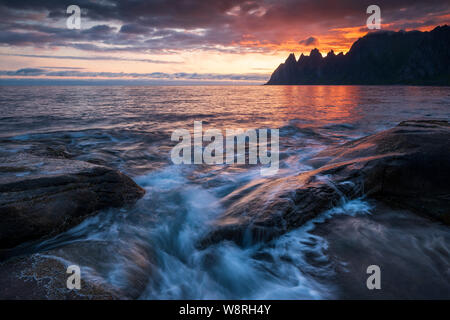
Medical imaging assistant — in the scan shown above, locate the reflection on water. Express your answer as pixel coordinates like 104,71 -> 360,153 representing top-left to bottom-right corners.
1,85 -> 448,177
0,85 -> 449,299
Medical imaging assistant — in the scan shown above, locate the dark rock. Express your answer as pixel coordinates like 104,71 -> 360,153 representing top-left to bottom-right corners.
267,53 -> 299,84
0,238 -> 156,299
0,153 -> 145,249
266,25 -> 450,85
198,160 -> 364,247
0,253 -> 121,299
199,120 -> 450,247
314,119 -> 450,222
311,202 -> 450,299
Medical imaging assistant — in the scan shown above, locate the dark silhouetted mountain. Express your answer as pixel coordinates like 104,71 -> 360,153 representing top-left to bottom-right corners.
266,25 -> 450,85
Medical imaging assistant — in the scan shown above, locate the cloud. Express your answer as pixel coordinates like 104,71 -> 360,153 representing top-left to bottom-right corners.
39,66 -> 85,70
0,53 -> 181,64
0,67 -> 269,81
298,36 -> 319,46
0,68 -> 47,76
0,0 -> 448,55
119,24 -> 151,34
0,78 -> 263,86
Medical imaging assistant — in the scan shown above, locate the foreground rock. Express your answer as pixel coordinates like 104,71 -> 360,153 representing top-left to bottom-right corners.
200,120 -> 450,247
311,202 -> 450,299
0,252 -> 121,299
0,238 -> 155,299
0,153 -> 145,249
312,120 -> 450,222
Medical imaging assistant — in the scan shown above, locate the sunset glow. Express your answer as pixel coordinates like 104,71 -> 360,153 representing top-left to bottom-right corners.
0,0 -> 449,84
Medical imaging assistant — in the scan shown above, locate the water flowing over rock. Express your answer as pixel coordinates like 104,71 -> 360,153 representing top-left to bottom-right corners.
0,153 -> 145,249
200,120 -> 450,247
266,25 -> 450,85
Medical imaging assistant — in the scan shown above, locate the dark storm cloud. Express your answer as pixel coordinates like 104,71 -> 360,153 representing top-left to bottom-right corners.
299,37 -> 319,46
120,24 -> 151,34
0,31 -> 54,46
0,0 -> 449,53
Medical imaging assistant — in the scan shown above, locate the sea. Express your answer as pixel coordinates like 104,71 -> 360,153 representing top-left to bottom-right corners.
0,85 -> 449,299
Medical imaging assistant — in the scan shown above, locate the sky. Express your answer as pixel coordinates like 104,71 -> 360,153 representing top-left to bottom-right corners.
0,0 -> 449,84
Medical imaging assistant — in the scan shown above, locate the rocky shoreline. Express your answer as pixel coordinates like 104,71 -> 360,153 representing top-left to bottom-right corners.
200,120 -> 450,246
0,119 -> 449,299
0,151 -> 145,299
0,153 -> 145,250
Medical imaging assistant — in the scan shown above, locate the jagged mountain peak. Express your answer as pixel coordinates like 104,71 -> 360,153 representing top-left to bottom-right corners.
285,53 -> 297,64
266,26 -> 450,85
326,50 -> 335,57
309,48 -> 322,58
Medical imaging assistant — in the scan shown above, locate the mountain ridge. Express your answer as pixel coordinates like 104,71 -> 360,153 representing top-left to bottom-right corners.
266,25 -> 450,85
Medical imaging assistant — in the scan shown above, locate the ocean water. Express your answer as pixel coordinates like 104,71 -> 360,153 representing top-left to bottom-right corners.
0,85 -> 449,299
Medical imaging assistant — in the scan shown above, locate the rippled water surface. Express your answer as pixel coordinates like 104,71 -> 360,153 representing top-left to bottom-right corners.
1,86 -> 449,299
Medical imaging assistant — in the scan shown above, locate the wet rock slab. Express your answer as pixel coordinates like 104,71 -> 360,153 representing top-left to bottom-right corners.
311,202 -> 450,299
0,252 -> 121,299
0,153 -> 145,249
200,120 -> 450,247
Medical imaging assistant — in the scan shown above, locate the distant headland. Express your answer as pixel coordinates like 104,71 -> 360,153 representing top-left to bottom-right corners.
266,25 -> 450,85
